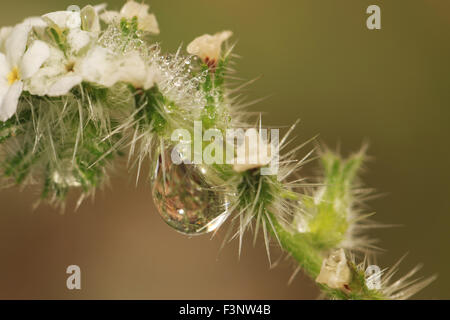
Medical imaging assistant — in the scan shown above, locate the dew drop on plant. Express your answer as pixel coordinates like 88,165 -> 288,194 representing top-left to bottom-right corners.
80,5 -> 97,32
151,150 -> 230,235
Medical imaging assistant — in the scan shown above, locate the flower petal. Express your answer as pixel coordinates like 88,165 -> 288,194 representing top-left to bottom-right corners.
120,1 -> 150,18
0,81 -> 23,122
315,249 -> 351,290
0,70 -> 9,106
67,29 -> 92,55
0,53 -> 10,79
116,52 -> 147,88
94,3 -> 108,14
22,17 -> 49,41
43,11 -> 80,29
187,30 -> 233,62
23,17 -> 47,28
138,13 -> 159,34
20,40 -> 50,79
0,85 -> 8,110
99,11 -> 121,24
0,54 -> 11,112
23,47 -> 66,96
77,46 -> 119,87
5,23 -> 31,67
232,129 -> 273,173
47,75 -> 82,97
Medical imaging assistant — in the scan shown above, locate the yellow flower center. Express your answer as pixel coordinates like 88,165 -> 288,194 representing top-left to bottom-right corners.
7,67 -> 20,85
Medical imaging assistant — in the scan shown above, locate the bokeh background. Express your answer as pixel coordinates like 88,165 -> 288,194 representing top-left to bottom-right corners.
0,0 -> 449,299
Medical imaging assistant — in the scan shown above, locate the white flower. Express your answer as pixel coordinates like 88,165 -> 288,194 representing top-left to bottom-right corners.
44,11 -> 81,30
116,51 -> 159,89
25,10 -> 101,96
42,9 -> 99,47
24,6 -> 157,97
187,30 -> 232,65
23,17 -> 47,29
100,0 -> 160,34
233,129 -> 273,173
76,46 -> 122,88
0,23 -> 49,121
27,46 -> 124,96
25,46 -> 82,97
315,249 -> 352,290
0,17 -> 46,53
78,48 -> 157,90
28,45 -> 157,95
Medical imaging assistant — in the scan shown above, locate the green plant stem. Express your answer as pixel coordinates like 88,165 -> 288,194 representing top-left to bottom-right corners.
267,211 -> 322,278
266,212 -> 386,299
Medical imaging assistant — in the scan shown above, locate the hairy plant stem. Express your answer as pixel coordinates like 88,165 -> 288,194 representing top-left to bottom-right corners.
267,211 -> 385,300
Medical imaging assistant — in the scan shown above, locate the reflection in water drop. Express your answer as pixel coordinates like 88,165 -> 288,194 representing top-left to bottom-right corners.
152,151 -> 231,235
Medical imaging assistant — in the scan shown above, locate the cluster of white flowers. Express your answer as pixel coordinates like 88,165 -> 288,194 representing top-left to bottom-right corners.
0,1 -> 161,122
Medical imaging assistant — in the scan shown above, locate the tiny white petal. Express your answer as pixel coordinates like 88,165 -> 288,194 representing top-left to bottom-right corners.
138,13 -> 159,34
67,12 -> 82,29
0,53 -> 10,79
47,75 -> 83,97
233,129 -> 273,173
67,29 -> 92,55
94,3 -> 108,14
100,11 -> 121,24
20,40 -> 50,79
0,75 -> 8,107
77,46 -> 119,87
120,1 -> 150,18
23,47 -> 66,96
315,249 -> 352,290
5,23 -> 31,67
0,86 -> 8,111
117,52 -> 147,88
187,30 -> 233,62
0,81 -> 23,122
116,0 -> 159,34
24,17 -> 48,40
43,11 -> 80,29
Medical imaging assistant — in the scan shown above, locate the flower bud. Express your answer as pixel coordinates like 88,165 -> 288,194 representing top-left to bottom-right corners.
316,249 -> 351,290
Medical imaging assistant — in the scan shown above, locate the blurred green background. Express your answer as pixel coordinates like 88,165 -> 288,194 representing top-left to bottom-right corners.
0,0 -> 448,299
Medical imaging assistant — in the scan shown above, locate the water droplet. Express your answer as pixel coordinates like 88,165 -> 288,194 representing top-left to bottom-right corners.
80,5 -> 97,32
152,150 -> 230,235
